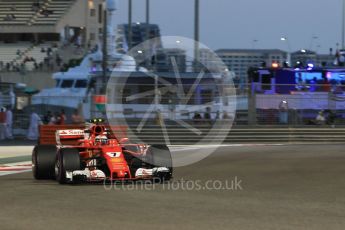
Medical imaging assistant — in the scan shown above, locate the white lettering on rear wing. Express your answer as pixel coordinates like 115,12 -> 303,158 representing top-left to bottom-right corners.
57,130 -> 85,136
56,129 -> 85,146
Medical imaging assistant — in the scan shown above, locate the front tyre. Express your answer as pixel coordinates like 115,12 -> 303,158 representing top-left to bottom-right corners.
146,145 -> 173,181
32,145 -> 57,180
55,148 -> 81,184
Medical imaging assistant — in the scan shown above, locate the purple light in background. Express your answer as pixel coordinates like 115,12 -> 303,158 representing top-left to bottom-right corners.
326,72 -> 332,80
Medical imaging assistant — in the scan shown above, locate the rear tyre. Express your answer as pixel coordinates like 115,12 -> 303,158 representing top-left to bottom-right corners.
146,145 -> 173,181
32,145 -> 57,180
55,148 -> 81,184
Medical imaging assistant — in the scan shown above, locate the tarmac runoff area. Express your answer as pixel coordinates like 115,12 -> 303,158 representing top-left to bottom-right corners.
0,144 -> 345,230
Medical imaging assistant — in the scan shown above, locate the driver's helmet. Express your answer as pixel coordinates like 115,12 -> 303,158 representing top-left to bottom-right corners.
95,135 -> 108,145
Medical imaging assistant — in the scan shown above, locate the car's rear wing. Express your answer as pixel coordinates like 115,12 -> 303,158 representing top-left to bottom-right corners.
39,125 -> 127,145
56,129 -> 85,146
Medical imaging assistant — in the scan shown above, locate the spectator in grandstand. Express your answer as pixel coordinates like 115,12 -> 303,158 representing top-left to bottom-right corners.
204,107 -> 212,124
76,36 -> 82,48
193,112 -> 202,125
49,112 -> 60,125
239,76 -> 246,95
5,63 -> 10,71
19,63 -> 26,75
316,111 -> 326,125
296,75 -> 306,91
71,110 -> 84,124
322,77 -> 331,92
49,59 -> 54,71
204,108 -> 211,120
60,109 -> 66,124
47,47 -> 53,56
5,14 -> 16,21
50,110 -> 66,125
32,1 -> 40,12
0,61 -> 3,70
91,44 -> 99,53
10,4 -> 16,11
12,63 -> 16,71
326,110 -> 337,128
334,82 -> 343,94
4,14 -> 12,21
154,110 -> 163,126
43,111 -> 52,125
38,62 -> 43,71
0,107 -> 6,141
41,10 -> 53,17
278,100 -> 289,124
223,111 -> 231,120
16,49 -> 21,56
34,62 -> 39,70
215,110 -> 220,119
309,77 -> 317,92
27,110 -> 42,141
48,113 -> 56,125
43,58 -> 48,70
56,54 -> 62,67
5,106 -> 13,140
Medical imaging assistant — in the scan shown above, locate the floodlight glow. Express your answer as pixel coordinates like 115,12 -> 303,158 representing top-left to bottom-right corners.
272,63 -> 279,68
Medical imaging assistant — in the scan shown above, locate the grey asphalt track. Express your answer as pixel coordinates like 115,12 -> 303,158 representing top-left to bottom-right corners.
1,144 -> 345,230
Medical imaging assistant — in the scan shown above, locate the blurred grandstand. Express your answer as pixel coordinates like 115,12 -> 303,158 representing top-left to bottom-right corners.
0,0 -> 105,75
0,1 -> 182,81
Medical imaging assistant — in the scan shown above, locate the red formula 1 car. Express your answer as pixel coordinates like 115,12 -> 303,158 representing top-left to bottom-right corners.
32,120 -> 173,184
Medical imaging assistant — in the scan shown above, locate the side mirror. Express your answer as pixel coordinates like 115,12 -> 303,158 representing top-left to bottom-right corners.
119,138 -> 129,144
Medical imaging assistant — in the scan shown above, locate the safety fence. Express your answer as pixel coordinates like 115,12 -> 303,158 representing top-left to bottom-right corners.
31,125 -> 345,145
4,82 -> 345,135
123,127 -> 345,144
248,83 -> 345,126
